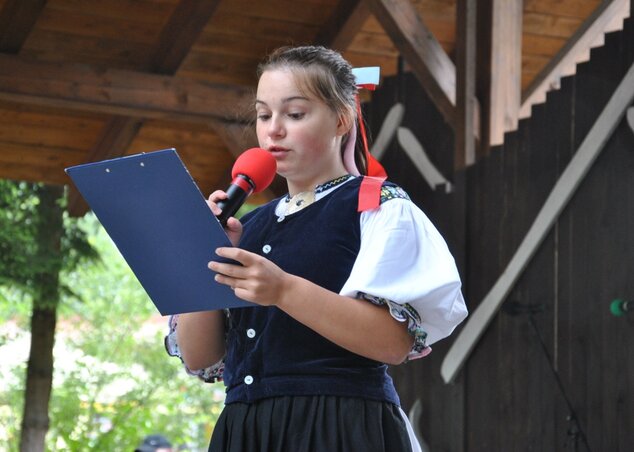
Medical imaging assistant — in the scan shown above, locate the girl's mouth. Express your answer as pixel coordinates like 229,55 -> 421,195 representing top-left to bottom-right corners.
268,146 -> 290,157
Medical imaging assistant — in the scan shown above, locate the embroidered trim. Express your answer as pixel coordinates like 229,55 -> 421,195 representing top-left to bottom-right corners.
284,174 -> 353,202
380,185 -> 410,204
165,314 -> 225,383
358,292 -> 431,360
316,174 -> 354,193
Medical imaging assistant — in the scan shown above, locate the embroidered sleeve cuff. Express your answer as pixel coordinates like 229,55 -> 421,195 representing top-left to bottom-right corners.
358,292 -> 432,360
164,314 -> 225,383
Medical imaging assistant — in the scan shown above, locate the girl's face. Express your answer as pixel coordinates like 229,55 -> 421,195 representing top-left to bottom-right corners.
255,68 -> 349,193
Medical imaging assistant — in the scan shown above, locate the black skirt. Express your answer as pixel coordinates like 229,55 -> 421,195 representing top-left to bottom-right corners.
208,395 -> 415,452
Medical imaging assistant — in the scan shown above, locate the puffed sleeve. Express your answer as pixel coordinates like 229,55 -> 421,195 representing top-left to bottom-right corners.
164,314 -> 225,383
339,197 -> 468,348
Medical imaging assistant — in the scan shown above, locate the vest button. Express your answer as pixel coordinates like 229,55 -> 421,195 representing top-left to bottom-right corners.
262,244 -> 272,254
244,375 -> 254,385
246,328 -> 256,338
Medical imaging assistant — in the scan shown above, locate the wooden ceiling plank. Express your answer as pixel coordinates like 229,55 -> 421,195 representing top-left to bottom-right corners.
363,0 -> 456,125
21,29 -> 155,68
0,0 -> 47,52
454,0 -> 477,169
489,0 -> 523,146
0,55 -> 253,123
47,0 -> 175,24
0,141 -> 86,186
0,164 -> 71,186
221,0 -> 334,25
36,8 -> 161,44
524,0 -> 602,19
0,142 -> 85,167
523,12 -> 584,38
151,0 -> 222,73
193,31 -> 298,59
520,0 -> 630,119
346,31 -> 398,56
315,0 -> 371,50
208,11 -> 321,42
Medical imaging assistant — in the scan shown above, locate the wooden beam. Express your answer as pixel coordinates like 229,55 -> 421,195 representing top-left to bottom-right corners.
68,116 -> 144,217
489,0 -> 522,146
0,0 -> 47,53
363,0 -> 456,125
454,0 -> 478,169
474,0 -> 493,155
315,0 -> 371,50
151,0 -> 222,74
0,55 -> 253,123
520,0 -> 630,119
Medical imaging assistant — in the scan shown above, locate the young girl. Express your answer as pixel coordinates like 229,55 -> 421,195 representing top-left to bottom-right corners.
166,46 -> 467,452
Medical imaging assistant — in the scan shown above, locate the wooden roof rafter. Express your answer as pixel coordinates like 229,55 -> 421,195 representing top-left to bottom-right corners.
0,0 -> 46,53
363,0 -> 457,125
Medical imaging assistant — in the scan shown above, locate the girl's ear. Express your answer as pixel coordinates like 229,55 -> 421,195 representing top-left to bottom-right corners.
336,112 -> 353,137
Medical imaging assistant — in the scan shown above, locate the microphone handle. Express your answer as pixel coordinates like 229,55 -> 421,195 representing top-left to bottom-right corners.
216,183 -> 250,227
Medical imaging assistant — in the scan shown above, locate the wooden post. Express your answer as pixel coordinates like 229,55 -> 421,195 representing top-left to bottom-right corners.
489,0 -> 523,146
455,0 -> 478,169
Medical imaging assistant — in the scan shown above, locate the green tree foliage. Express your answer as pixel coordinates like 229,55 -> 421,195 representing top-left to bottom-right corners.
0,181 -> 98,297
0,181 -> 42,300
0,183 -> 224,451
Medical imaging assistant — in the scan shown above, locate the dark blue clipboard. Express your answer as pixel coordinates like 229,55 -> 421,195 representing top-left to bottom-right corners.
65,148 -> 251,315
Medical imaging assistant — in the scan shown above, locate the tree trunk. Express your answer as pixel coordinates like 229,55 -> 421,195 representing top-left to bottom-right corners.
19,185 -> 64,452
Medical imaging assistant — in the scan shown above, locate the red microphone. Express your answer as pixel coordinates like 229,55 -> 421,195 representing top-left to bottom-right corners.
216,148 -> 277,226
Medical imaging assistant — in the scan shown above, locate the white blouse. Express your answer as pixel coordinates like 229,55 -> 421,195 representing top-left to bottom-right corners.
341,197 -> 467,347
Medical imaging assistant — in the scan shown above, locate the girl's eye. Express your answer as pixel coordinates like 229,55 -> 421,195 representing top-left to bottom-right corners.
288,112 -> 305,120
257,113 -> 271,121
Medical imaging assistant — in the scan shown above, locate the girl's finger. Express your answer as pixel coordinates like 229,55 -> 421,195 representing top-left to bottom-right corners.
208,261 -> 240,278
215,247 -> 257,267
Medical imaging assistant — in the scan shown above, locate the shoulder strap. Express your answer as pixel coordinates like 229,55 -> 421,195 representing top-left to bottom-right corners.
357,176 -> 387,212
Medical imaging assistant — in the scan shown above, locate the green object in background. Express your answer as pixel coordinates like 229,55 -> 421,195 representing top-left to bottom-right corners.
610,298 -> 632,317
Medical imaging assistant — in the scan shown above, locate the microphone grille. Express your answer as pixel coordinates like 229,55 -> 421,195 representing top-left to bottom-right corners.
232,148 -> 277,193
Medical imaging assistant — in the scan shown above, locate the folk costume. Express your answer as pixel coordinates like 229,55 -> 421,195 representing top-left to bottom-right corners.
167,175 -> 467,452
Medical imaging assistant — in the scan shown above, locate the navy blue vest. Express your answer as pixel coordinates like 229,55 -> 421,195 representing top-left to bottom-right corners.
223,177 -> 400,405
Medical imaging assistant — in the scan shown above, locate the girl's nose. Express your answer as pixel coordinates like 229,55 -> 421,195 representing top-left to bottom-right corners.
267,115 -> 285,138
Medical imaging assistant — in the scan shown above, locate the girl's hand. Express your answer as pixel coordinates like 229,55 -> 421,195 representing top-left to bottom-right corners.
207,190 -> 243,246
208,247 -> 291,306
